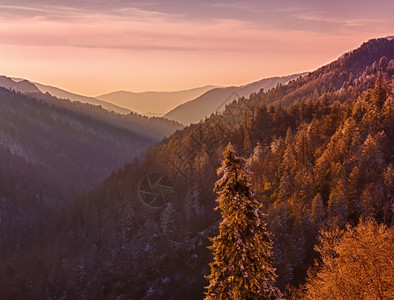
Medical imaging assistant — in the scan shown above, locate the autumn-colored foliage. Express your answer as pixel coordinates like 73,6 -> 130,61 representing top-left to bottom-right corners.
304,219 -> 394,300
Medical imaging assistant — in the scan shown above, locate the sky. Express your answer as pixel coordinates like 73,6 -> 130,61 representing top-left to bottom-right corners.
0,0 -> 393,96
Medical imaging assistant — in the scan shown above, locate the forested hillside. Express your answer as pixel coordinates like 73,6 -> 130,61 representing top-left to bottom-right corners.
30,91 -> 182,141
0,38 -> 393,299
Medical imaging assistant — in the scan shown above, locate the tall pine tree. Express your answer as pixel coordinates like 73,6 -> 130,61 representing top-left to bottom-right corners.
205,143 -> 280,299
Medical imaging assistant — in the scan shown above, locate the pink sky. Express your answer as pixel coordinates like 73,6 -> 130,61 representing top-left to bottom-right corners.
0,1 -> 393,96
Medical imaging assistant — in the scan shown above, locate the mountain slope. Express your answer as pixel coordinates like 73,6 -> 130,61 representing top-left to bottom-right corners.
0,86 -> 182,285
0,75 -> 40,93
164,73 -> 304,124
97,85 -> 216,116
0,84 -> 182,206
260,37 -> 394,108
0,87 -> 170,283
29,91 -> 182,141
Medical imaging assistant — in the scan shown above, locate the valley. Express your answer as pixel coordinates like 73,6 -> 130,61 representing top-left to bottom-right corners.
0,37 -> 392,299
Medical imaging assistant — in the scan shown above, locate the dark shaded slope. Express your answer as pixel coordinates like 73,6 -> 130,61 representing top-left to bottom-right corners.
0,87 -> 183,292
0,87 -> 165,282
0,87 -> 154,202
30,91 -> 183,141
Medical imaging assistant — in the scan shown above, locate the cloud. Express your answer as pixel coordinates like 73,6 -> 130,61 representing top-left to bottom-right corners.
0,1 -> 391,55
295,10 -> 391,33
1,1 -> 392,58
0,0 -> 393,95
0,4 -> 269,53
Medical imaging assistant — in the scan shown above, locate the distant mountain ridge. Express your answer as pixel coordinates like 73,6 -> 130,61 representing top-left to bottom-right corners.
0,75 -> 132,114
2,74 -> 305,122
34,82 -> 132,114
164,73 -> 305,124
97,85 -> 217,116
0,75 -> 40,93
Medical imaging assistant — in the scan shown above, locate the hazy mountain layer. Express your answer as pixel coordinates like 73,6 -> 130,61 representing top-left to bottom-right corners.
34,82 -> 132,114
164,73 -> 305,124
0,76 -> 132,114
97,85 -> 216,116
0,76 -> 40,93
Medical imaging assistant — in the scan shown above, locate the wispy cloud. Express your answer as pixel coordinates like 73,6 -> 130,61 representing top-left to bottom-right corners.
0,0 -> 392,95
295,11 -> 390,33
0,13 -> 276,52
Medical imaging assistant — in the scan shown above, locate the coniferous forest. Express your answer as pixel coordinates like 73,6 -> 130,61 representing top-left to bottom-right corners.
0,38 -> 393,299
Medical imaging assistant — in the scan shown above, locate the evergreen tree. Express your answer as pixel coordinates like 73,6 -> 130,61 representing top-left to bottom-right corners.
205,144 -> 280,300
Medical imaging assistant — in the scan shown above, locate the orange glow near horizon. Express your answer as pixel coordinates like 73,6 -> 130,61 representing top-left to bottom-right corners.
0,1 -> 393,96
